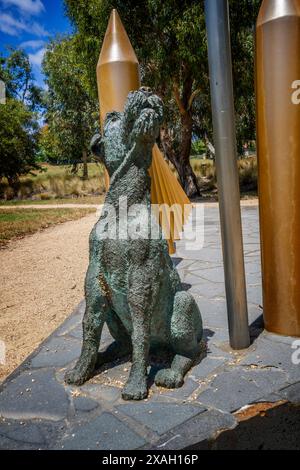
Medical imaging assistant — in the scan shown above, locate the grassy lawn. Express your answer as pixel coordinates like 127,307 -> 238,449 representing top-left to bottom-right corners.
0,207 -> 96,247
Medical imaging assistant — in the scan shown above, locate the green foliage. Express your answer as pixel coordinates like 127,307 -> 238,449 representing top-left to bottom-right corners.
229,0 -> 261,153
36,125 -> 56,163
63,0 -> 260,137
42,37 -> 99,165
64,1 -> 207,98
191,139 -> 206,157
0,49 -> 43,186
0,49 -> 44,111
0,98 -> 39,184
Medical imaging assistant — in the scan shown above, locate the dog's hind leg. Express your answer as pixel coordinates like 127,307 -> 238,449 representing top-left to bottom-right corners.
65,262 -> 110,386
155,291 -> 203,389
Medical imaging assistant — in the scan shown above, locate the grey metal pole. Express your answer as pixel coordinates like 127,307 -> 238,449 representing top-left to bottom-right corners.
204,0 -> 250,349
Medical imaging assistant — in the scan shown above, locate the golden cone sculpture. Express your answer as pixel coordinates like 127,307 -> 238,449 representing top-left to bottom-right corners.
97,9 -> 191,254
256,0 -> 300,336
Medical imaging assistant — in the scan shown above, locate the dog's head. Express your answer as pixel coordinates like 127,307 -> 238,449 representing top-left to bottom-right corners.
122,87 -> 163,144
102,87 -> 163,145
91,88 -> 163,172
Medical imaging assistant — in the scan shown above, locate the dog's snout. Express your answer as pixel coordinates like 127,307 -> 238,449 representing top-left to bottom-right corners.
140,86 -> 152,95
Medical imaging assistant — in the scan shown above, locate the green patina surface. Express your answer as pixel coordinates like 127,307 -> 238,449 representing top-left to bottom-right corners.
65,88 -> 203,400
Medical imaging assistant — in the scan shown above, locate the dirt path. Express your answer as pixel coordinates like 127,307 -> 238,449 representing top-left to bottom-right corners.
0,211 -> 99,383
0,199 -> 259,210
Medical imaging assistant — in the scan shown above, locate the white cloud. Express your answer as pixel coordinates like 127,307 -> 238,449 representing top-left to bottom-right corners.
1,0 -> 45,16
20,39 -> 45,49
0,12 -> 48,36
28,47 -> 45,66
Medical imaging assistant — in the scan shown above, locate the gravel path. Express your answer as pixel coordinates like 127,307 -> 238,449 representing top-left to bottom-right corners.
0,210 -> 99,382
0,200 -> 258,210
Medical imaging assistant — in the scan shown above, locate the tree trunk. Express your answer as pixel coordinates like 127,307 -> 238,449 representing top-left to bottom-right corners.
163,70 -> 201,199
71,163 -> 78,174
178,112 -> 201,198
7,175 -> 20,197
160,118 -> 201,199
82,149 -> 88,180
160,127 -> 178,168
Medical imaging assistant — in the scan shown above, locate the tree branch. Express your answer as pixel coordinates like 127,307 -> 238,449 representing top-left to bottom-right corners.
187,88 -> 201,111
172,82 -> 186,116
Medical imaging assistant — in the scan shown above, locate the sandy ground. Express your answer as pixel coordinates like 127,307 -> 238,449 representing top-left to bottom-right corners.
0,209 -> 99,383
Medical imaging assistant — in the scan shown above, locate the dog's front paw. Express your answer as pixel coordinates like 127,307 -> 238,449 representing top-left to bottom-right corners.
64,365 -> 92,386
154,368 -> 184,389
122,375 -> 148,401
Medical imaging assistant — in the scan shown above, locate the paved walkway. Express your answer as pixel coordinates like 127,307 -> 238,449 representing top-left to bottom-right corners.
0,204 -> 299,450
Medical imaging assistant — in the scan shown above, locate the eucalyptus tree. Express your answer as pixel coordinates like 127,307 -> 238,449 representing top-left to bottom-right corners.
43,37 -> 98,176
64,0 -> 260,196
0,49 -> 41,188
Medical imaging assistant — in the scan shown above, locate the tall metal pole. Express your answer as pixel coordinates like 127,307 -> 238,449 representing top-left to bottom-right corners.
205,0 -> 250,349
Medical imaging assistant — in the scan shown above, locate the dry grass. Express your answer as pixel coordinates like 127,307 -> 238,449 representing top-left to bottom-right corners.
191,156 -> 258,194
0,163 -> 106,202
238,156 -> 258,191
0,157 -> 258,204
0,207 -> 96,246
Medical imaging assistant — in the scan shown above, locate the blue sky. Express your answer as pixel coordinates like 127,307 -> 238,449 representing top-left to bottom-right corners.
0,0 -> 72,87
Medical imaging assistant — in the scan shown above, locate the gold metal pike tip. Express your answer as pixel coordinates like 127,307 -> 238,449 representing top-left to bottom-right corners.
108,8 -> 125,35
97,9 -> 140,124
99,9 -> 138,65
257,0 -> 300,26
96,9 -> 191,254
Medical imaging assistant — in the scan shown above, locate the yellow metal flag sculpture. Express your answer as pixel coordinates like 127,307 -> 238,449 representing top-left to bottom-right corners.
97,9 -> 191,254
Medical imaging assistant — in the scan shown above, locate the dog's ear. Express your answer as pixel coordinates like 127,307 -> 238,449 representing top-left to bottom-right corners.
90,134 -> 104,160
